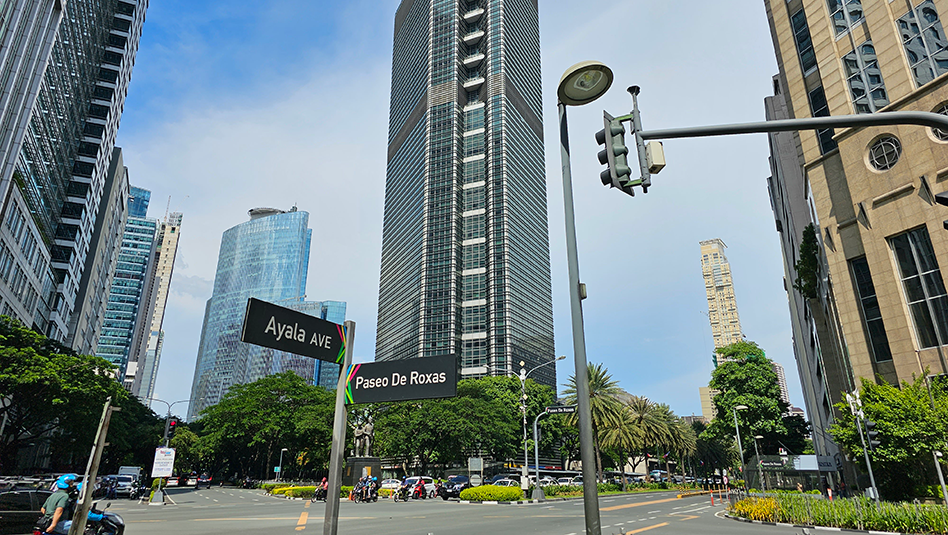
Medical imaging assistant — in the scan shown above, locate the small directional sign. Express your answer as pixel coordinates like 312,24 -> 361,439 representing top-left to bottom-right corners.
344,355 -> 457,404
240,298 -> 346,364
546,405 -> 577,414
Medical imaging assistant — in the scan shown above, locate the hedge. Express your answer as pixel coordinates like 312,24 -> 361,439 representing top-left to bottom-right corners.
459,485 -> 523,502
729,495 -> 948,533
269,485 -> 354,499
261,483 -> 294,493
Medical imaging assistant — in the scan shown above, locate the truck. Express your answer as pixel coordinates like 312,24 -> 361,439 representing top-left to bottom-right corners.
117,466 -> 142,481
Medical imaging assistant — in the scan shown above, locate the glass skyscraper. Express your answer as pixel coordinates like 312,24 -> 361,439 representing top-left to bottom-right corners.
188,207 -> 346,421
377,0 -> 555,387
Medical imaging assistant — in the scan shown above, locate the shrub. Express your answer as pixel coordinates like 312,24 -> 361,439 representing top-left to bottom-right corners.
459,485 -> 523,502
261,483 -> 294,494
598,482 -> 622,493
151,478 -> 163,490
379,489 -> 392,498
341,486 -> 353,498
543,485 -> 583,497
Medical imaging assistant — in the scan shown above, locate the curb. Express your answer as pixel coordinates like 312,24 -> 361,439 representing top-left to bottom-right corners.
457,489 -> 684,506
723,513 -> 913,535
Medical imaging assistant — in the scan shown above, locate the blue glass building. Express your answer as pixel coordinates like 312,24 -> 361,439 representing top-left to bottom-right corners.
187,207 -> 346,420
377,0 -> 555,387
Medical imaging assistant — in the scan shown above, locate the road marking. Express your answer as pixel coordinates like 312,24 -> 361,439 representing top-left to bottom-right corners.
675,515 -> 699,521
213,499 -> 219,502
623,523 -> 668,535
304,501 -> 311,509
677,506 -> 711,514
128,520 -> 167,523
296,511 -> 308,531
601,497 -> 678,512
647,510 -> 660,513
672,506 -> 683,510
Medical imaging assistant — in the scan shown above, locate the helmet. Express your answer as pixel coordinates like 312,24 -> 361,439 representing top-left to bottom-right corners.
373,477 -> 377,481
57,474 -> 78,489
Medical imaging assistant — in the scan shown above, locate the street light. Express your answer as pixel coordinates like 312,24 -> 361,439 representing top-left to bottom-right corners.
557,60 -> 613,535
278,448 -> 288,482
752,435 -> 764,492
147,398 -> 193,447
518,355 -> 566,499
732,405 -> 748,491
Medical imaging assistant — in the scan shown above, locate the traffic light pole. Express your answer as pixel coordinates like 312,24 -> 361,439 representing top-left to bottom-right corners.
855,415 -> 880,503
558,101 -> 602,535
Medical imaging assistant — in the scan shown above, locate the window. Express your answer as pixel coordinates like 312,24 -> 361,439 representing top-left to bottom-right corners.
843,41 -> 889,113
849,256 -> 892,362
808,86 -> 838,154
868,135 -> 902,171
791,9 -> 818,74
890,227 -> 948,349
828,0 -> 864,35
0,491 -> 31,511
930,102 -> 948,141
462,305 -> 487,333
898,0 -> 948,87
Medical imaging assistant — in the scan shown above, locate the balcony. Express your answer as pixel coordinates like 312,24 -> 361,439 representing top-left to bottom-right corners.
463,53 -> 485,68
463,7 -> 485,23
463,76 -> 485,91
463,29 -> 484,45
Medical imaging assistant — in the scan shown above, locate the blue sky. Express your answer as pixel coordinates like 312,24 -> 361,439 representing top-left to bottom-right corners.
120,0 -> 798,420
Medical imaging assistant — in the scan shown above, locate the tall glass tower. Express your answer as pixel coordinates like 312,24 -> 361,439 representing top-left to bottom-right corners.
188,208 -> 346,420
377,0 -> 555,387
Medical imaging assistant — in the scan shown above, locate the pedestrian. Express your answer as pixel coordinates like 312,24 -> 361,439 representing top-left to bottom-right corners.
107,480 -> 117,500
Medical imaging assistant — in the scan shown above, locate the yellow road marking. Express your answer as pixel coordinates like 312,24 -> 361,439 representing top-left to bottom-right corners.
304,501 -> 311,509
676,515 -> 699,521
193,517 -> 299,521
601,497 -> 679,512
623,522 -> 668,534
297,511 -> 308,526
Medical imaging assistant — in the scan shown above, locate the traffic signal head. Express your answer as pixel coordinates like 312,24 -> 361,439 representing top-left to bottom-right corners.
595,111 -> 634,196
865,419 -> 880,450
168,418 -> 178,440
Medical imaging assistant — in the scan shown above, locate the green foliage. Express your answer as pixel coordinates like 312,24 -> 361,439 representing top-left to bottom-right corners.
793,224 -> 821,299
459,485 -> 523,501
151,478 -> 163,490
564,363 -> 623,479
829,375 -> 948,500
730,495 -> 948,533
0,316 -> 160,473
708,340 -> 808,460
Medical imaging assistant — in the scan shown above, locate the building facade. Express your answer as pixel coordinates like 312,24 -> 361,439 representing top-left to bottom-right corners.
700,239 -> 745,351
95,186 -> 157,384
188,208 -> 346,420
376,0 -> 556,387
0,0 -> 147,341
67,147 -> 130,354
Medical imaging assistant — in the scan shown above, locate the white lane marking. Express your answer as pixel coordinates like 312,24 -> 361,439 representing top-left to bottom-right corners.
673,506 -> 684,510
649,516 -> 656,519
678,505 -> 712,513
603,499 -> 615,503
240,496 -> 245,499
213,499 -> 219,502
647,510 -> 660,513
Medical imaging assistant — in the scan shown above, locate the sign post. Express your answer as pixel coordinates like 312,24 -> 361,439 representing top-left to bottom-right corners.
533,405 -> 576,500
323,320 -> 354,535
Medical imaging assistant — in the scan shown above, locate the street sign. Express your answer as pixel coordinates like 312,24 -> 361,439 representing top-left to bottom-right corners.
546,405 -> 577,414
274,466 -> 281,473
723,476 -> 729,486
344,355 -> 457,404
470,474 -> 482,486
240,298 -> 346,364
468,457 -> 483,471
151,448 -> 175,478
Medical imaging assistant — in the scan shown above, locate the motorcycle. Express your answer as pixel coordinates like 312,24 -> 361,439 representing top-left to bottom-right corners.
311,486 -> 327,502
393,484 -> 410,502
435,482 -> 449,500
411,484 -> 426,500
86,503 -> 125,535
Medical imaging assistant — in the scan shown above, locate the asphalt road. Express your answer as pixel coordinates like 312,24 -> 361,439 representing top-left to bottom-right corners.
97,487 -> 803,535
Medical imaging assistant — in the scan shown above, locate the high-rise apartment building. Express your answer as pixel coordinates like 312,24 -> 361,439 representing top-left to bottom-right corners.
0,0 -> 147,341
765,0 -> 948,485
67,147 -> 130,354
188,208 -> 346,421
376,0 -> 555,387
96,187 -> 157,384
700,239 -> 744,351
134,211 -> 182,400
0,1 -> 64,207
772,361 -> 791,405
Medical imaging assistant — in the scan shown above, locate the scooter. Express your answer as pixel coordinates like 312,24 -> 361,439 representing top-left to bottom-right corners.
311,486 -> 327,502
393,484 -> 410,502
411,483 -> 427,500
85,502 -> 125,535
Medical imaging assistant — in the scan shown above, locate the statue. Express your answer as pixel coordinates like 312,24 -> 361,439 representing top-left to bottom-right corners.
363,421 -> 374,457
353,425 -> 365,457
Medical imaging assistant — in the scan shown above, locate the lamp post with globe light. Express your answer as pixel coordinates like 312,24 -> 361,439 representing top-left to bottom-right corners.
556,60 -> 614,535
517,355 -> 566,499
732,404 -> 748,490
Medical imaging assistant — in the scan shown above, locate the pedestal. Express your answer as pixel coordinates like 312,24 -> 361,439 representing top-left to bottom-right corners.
344,457 -> 382,486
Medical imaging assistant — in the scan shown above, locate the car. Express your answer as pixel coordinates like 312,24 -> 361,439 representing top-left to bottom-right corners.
447,475 -> 469,485
197,473 -> 212,489
103,475 -> 137,498
402,476 -> 435,498
380,479 -> 401,491
538,477 -> 557,487
492,479 -> 519,487
556,477 -> 575,486
0,488 -> 52,535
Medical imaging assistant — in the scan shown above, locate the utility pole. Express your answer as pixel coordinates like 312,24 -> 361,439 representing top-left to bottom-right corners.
69,398 -> 117,535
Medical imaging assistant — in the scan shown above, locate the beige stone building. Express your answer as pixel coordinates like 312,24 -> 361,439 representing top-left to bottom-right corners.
700,239 -> 745,351
766,0 -> 948,393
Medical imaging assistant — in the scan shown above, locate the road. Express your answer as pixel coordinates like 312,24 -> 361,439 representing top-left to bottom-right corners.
99,487 -> 802,535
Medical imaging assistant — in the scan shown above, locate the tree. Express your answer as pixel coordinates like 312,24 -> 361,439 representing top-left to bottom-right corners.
830,374 -> 948,500
564,363 -> 622,481
619,396 -> 667,483
793,223 -> 820,299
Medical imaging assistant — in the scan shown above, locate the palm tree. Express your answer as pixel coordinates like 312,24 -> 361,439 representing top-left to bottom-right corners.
601,408 -> 638,490
564,362 -> 622,482
653,404 -> 697,482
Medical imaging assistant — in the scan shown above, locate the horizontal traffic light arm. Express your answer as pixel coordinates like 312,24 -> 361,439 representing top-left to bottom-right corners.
636,111 -> 948,141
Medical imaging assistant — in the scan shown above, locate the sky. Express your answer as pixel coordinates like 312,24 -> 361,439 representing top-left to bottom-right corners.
118,0 -> 800,420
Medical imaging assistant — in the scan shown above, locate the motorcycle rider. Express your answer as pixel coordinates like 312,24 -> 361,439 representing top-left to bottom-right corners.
39,475 -> 104,534
413,477 -> 426,499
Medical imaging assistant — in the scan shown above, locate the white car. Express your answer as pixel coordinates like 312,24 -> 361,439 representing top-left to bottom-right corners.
493,479 -> 519,487
539,477 -> 557,487
556,477 -> 576,486
380,479 -> 401,491
403,476 -> 436,498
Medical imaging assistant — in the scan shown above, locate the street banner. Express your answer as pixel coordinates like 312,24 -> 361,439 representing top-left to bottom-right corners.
343,355 -> 457,404
240,298 -> 346,364
151,448 -> 175,478
546,405 -> 577,414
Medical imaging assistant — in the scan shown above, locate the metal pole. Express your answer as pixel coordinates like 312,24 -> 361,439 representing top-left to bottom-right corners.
533,411 -> 547,500
558,101 -> 601,535
324,320 -> 355,535
752,437 -> 763,492
855,415 -> 880,503
69,398 -> 114,535
628,87 -> 650,190
732,408 -> 747,491
278,449 -> 284,482
520,370 -> 529,492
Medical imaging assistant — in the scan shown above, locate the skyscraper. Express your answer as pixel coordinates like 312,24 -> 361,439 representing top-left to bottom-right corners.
0,0 -> 147,341
700,239 -> 744,352
188,207 -> 346,421
376,0 -> 555,387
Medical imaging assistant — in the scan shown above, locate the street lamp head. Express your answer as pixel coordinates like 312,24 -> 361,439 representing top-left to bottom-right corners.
557,61 -> 613,106
556,355 -> 566,361
281,448 -> 288,452
734,405 -> 749,411
754,435 -> 764,440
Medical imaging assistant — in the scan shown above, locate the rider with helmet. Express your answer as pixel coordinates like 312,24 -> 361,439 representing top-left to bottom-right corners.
39,475 -> 104,534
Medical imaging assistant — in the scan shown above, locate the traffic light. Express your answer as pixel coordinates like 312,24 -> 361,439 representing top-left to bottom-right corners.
168,418 -> 178,441
596,111 -> 634,196
864,419 -> 880,450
